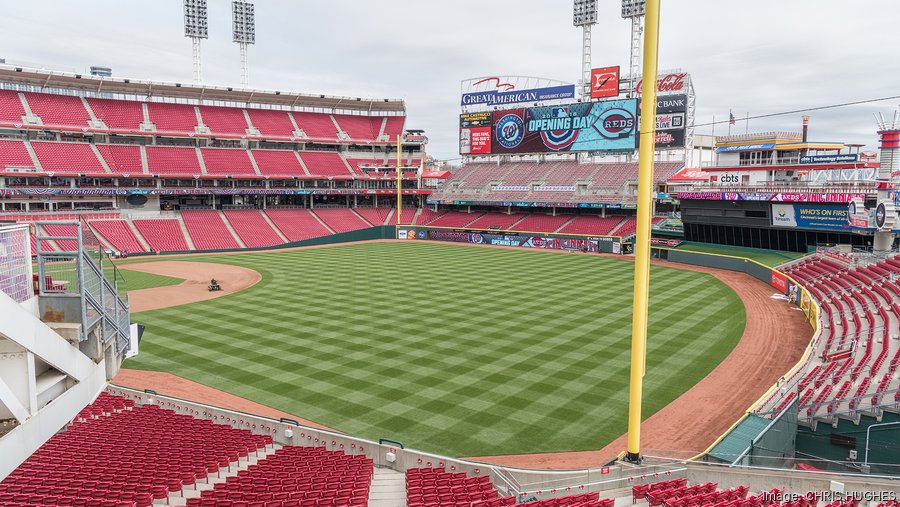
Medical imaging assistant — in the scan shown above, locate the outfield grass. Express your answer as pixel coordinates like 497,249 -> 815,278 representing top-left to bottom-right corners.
109,266 -> 184,292
674,242 -> 807,268
125,242 -> 745,457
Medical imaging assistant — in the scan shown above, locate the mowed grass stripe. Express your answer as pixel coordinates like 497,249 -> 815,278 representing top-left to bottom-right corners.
127,242 -> 745,457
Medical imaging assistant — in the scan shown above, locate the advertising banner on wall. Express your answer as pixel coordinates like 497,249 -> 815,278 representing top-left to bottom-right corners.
491,99 -> 638,154
635,94 -> 687,149
590,66 -> 620,99
425,229 -> 622,253
459,112 -> 493,155
771,203 -> 851,231
461,84 -> 576,107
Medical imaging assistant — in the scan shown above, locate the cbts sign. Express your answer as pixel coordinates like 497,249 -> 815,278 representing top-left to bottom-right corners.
590,66 -> 620,99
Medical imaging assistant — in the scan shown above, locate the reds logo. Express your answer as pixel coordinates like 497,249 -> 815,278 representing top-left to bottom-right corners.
594,108 -> 636,140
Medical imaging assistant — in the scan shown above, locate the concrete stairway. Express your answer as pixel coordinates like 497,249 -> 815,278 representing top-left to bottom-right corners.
168,443 -> 282,506
368,467 -> 406,507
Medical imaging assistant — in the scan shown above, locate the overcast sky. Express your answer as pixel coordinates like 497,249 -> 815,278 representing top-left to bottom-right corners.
3,1 -> 899,160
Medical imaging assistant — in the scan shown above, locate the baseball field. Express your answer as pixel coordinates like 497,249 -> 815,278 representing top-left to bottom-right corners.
124,241 -> 746,457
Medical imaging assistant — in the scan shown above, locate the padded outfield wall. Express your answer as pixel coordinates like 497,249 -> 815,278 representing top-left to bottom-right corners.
398,226 -> 624,254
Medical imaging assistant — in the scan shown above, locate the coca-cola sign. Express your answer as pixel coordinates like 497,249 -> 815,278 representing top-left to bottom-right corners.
634,72 -> 689,95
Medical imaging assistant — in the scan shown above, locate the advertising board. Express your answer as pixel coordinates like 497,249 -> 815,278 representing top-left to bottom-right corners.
771,203 -> 850,231
461,84 -> 575,107
635,94 -> 687,149
491,99 -> 638,154
590,66 -> 620,99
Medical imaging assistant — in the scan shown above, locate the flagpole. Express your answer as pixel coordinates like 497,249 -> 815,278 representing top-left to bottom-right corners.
745,112 -> 750,134
728,109 -> 732,136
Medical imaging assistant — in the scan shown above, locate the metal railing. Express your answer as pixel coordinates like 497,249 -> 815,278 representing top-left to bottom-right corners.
34,221 -> 131,350
0,223 -> 33,303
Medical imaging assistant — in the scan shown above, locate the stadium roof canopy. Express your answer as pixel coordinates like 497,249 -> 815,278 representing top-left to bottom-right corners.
0,65 -> 406,114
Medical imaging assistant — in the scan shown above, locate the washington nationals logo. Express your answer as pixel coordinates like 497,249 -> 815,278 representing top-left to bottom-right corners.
495,114 -> 525,149
594,108 -> 636,140
539,107 -> 580,151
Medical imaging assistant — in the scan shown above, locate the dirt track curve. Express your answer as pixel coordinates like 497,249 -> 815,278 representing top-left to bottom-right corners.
113,244 -> 811,469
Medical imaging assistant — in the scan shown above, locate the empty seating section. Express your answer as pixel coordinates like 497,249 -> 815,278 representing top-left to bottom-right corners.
0,392 -> 271,507
252,149 -> 307,177
247,108 -> 296,137
407,468 -> 610,507
313,208 -> 370,233
353,207 -> 393,226
145,146 -> 202,175
413,208 -> 445,225
383,116 -> 405,139
31,141 -> 103,174
466,213 -> 526,230
427,212 -> 482,228
299,152 -> 353,177
86,97 -> 144,130
458,164 -> 511,187
134,219 -> 190,252
293,112 -> 338,140
775,254 -> 900,420
182,210 -> 241,250
334,114 -> 380,141
200,148 -> 257,176
0,89 -> 25,122
614,217 -> 638,237
198,105 -> 249,135
500,163 -> 555,185
23,92 -> 90,127
191,445 -> 373,507
264,209 -> 333,241
511,214 -> 571,233
0,139 -> 35,169
406,468 -> 496,507
223,209 -> 283,248
39,224 -> 79,251
147,102 -> 198,132
95,144 -> 143,174
559,216 -> 624,236
90,220 -> 147,253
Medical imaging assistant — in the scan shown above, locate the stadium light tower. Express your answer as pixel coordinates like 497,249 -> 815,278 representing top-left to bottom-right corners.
183,0 -> 209,84
622,0 -> 646,97
232,0 -> 256,88
573,0 -> 598,100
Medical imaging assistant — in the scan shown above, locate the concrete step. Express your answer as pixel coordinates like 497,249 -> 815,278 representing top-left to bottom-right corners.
368,467 -> 406,507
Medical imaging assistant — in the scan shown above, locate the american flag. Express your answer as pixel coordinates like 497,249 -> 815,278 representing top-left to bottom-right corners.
729,112 -> 736,125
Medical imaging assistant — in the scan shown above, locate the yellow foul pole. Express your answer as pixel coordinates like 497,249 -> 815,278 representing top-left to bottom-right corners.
396,134 -> 403,226
625,0 -> 661,463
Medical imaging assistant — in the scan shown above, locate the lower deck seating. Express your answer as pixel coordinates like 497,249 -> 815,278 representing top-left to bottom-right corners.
510,214 -> 571,233
222,209 -> 283,248
557,216 -> 624,236
0,392 -> 271,507
465,213 -> 527,230
264,209 -> 333,242
353,207 -> 393,226
182,210 -> 241,250
190,445 -> 373,507
426,212 -> 483,228
133,219 -> 190,252
407,468 -> 610,507
89,220 -> 147,253
312,208 -> 370,233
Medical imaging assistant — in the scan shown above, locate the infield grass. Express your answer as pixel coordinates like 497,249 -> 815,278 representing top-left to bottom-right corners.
125,242 -> 745,457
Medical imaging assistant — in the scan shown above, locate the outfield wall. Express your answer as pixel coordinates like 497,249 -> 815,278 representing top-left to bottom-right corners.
398,226 -> 624,254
